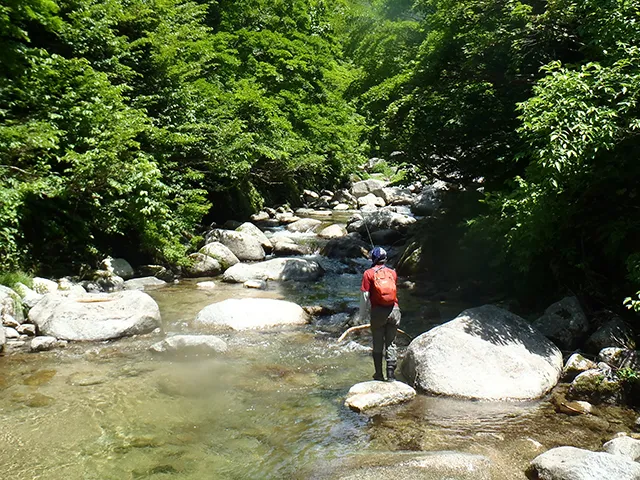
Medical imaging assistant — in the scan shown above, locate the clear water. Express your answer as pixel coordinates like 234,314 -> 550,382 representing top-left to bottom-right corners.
0,272 -> 636,479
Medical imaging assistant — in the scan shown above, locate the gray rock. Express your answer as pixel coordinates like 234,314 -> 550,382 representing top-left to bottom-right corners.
318,224 -> 347,239
533,296 -> 589,350
138,265 -> 174,282
563,353 -> 598,381
250,211 -> 270,222
236,222 -> 273,253
272,237 -> 307,256
528,446 -> 640,480
345,380 -> 416,412
205,229 -> 265,262
402,305 -> 563,400
13,282 -> 43,309
199,241 -> 240,270
28,291 -> 161,341
286,218 -> 322,233
16,323 -> 37,336
222,258 -> 324,283
603,436 -> 640,461
184,253 -> 222,277
99,257 -> 135,280
598,347 -> 636,369
370,229 -> 403,245
85,270 -> 125,293
194,298 -> 308,330
0,285 -> 24,325
357,193 -> 385,208
347,209 -> 416,235
321,235 -> 369,259
350,179 -> 387,199
4,326 -> 19,339
568,369 -> 622,404
32,277 -> 59,294
0,323 -> 5,352
196,281 -> 216,289
372,186 -> 414,206
30,336 -> 59,352
331,189 -> 356,205
411,185 -> 442,215
275,212 -> 300,224
586,318 -> 636,353
124,277 -> 167,290
333,203 -> 350,211
321,451 -> 492,480
149,335 -> 228,355
243,279 -> 267,289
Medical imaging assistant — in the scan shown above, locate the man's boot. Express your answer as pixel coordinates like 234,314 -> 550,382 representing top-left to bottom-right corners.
386,360 -> 397,382
372,352 -> 384,381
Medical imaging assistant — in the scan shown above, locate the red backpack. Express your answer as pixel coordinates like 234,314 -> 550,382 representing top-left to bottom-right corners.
371,266 -> 397,306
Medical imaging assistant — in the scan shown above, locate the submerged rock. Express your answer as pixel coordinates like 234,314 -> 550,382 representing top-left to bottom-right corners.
222,257 -> 324,283
28,291 -> 161,341
149,335 -> 228,355
124,277 -> 167,290
194,298 -> 308,330
528,446 -> 640,480
30,336 -> 59,352
345,380 -> 416,412
402,305 -> 563,400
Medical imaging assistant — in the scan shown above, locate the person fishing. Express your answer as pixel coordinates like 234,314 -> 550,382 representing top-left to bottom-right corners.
360,246 -> 401,381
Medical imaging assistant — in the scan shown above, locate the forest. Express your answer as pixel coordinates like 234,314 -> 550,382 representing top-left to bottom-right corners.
1,0 -> 639,313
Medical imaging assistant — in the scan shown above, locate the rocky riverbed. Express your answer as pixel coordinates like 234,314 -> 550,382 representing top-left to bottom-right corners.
2,177 -> 640,479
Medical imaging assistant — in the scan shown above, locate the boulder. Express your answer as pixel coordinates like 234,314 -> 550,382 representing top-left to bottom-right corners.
149,335 -> 228,355
99,257 -> 135,280
124,277 -> 167,290
396,242 -> 423,276
222,258 -> 324,283
568,369 -> 622,404
243,279 -> 267,289
83,270 -> 125,293
199,242 -> 240,270
275,212 -> 300,224
30,336 -> 59,352
357,193 -> 385,208
350,179 -> 387,199
286,218 -> 322,233
586,317 -> 636,353
331,189 -> 356,205
272,237 -> 307,256
563,353 -> 598,382
0,285 -> 24,325
321,235 -> 369,259
205,229 -> 265,262
32,277 -> 59,294
250,211 -> 270,222
325,451 -> 492,480
16,323 -> 37,336
401,305 -> 563,400
236,222 -> 273,253
372,186 -> 414,206
533,296 -> 589,350
528,446 -> 640,480
138,265 -> 175,282
13,282 -> 43,309
194,298 -> 308,330
0,323 -> 5,352
345,380 -> 416,412
28,291 -> 161,341
333,203 -> 350,211
603,436 -> 640,461
347,209 -> 416,235
184,253 -> 222,277
411,185 -> 442,216
318,224 -> 347,239
4,326 -> 19,339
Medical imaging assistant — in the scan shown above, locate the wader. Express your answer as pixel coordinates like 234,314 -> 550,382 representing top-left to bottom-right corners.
370,304 -> 401,381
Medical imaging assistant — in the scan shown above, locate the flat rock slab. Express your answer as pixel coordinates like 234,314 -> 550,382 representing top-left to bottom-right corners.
28,291 -> 161,341
194,298 -> 308,330
124,277 -> 167,290
149,335 -> 228,355
529,446 -> 640,480
320,451 -> 492,480
345,380 -> 416,412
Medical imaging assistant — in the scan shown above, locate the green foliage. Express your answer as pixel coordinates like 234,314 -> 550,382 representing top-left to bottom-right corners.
616,367 -> 640,385
0,271 -> 33,289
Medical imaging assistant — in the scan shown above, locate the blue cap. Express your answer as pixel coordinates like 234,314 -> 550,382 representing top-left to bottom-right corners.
371,246 -> 387,265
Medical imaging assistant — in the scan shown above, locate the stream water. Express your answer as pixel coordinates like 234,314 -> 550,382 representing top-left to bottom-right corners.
0,221 -> 637,479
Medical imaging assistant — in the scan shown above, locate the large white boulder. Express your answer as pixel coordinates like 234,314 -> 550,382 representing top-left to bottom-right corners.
199,241 -> 240,270
350,179 -> 387,198
402,305 -> 563,400
286,218 -> 322,233
194,298 -> 308,330
345,381 -> 416,412
222,258 -> 324,283
346,209 -> 416,235
528,446 -> 640,480
28,291 -> 161,341
184,253 -> 222,277
205,229 -> 265,261
32,277 -> 59,294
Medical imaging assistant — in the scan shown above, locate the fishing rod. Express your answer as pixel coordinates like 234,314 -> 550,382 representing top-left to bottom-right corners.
361,209 -> 375,249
